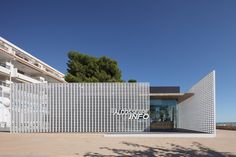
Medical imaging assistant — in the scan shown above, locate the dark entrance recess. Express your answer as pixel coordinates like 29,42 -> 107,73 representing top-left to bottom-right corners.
150,99 -> 177,132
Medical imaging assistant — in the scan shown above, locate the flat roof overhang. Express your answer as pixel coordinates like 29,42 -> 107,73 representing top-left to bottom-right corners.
150,93 -> 194,103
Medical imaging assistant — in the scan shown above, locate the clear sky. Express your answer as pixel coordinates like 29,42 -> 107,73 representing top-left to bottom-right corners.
0,0 -> 236,122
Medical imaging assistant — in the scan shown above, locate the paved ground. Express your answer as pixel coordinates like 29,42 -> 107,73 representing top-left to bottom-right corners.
0,130 -> 236,157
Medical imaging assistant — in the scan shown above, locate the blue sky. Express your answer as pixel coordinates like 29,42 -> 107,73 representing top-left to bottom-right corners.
0,0 -> 236,122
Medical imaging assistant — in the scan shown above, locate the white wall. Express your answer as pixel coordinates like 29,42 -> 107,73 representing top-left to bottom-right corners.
0,103 -> 10,128
11,83 -> 150,133
178,71 -> 216,134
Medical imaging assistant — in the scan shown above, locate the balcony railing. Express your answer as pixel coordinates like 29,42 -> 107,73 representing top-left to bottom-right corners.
16,73 -> 42,83
1,39 -> 65,81
0,63 -> 10,75
0,63 -> 10,70
0,81 -> 10,88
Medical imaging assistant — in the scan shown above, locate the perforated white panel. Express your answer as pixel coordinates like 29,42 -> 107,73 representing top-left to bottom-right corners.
178,71 -> 216,134
11,83 -> 150,133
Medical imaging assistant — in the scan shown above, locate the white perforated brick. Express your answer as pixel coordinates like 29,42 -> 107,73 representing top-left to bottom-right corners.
178,71 -> 216,134
10,83 -> 150,133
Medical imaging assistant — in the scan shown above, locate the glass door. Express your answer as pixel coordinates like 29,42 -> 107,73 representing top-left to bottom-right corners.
150,99 -> 177,131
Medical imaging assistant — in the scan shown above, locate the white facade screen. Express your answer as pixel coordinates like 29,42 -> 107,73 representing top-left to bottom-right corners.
178,71 -> 216,134
11,83 -> 150,133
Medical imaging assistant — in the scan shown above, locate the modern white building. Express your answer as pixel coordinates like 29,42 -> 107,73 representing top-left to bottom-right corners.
0,37 -> 65,131
11,71 -> 216,136
0,37 -> 216,137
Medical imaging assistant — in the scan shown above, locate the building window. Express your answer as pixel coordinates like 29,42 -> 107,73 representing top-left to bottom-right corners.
150,99 -> 177,131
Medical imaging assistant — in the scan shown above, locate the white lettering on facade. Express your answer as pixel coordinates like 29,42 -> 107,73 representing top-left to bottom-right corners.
112,109 -> 149,120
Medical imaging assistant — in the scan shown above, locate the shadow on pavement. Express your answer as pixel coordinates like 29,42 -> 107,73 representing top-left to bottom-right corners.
83,141 -> 236,157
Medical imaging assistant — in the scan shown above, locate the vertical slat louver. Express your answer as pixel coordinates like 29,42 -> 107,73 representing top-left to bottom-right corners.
11,83 -> 149,133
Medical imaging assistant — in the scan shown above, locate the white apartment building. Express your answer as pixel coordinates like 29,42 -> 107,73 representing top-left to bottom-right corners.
0,36 -> 65,131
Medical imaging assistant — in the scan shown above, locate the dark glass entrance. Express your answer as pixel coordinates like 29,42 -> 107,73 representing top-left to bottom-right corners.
150,99 -> 177,131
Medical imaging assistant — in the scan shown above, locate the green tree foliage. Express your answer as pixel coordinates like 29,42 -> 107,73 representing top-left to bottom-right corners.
65,51 -> 122,82
128,79 -> 137,83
